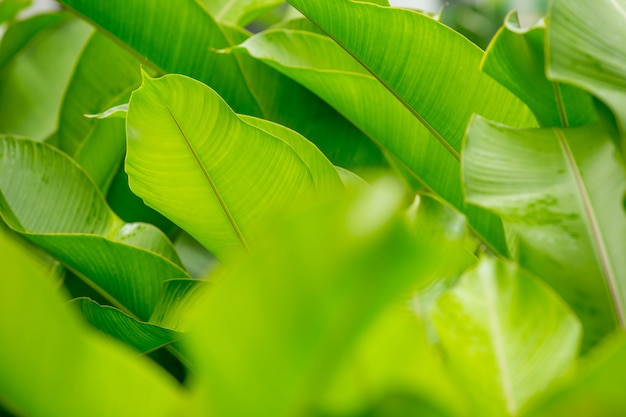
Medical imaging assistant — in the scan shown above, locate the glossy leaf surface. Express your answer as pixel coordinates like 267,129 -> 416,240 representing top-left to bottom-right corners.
464,116 -> 626,348
201,0 -> 283,26
432,257 -> 581,416
0,136 -> 188,320
126,73 -> 342,259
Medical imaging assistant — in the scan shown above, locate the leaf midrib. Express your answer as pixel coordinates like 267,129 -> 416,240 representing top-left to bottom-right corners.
554,128 -> 624,326
162,103 -> 250,251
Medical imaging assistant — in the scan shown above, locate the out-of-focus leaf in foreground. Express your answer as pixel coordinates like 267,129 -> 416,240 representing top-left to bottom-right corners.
186,179 -> 469,417
0,229 -> 188,417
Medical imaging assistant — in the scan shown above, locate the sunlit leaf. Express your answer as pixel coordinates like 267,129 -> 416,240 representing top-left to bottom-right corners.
200,0 -> 283,26
548,0 -> 626,144
464,116 -> 626,348
432,257 -> 581,417
126,72 -> 342,260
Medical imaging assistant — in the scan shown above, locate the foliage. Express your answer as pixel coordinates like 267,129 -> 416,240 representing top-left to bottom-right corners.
1,0 -> 625,416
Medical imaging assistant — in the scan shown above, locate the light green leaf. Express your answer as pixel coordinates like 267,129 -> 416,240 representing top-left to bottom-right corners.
70,297 -> 180,354
319,306 -> 465,417
0,229 -> 188,417
482,12 -> 595,127
0,136 -> 188,320
201,0 -> 284,26
431,257 -> 581,417
232,28 -> 506,254
126,73 -> 342,260
0,13 -> 91,141
526,335 -> 626,417
464,116 -> 626,348
548,0 -> 626,143
186,179 -> 468,417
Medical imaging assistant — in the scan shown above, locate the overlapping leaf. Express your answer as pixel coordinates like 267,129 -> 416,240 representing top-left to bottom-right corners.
200,0 -> 284,26
548,0 -> 626,144
0,136 -> 188,320
125,73 -> 342,260
482,12 -> 595,127
464,116 -> 626,348
432,257 -> 581,417
0,230 -> 188,417
58,0 -> 384,172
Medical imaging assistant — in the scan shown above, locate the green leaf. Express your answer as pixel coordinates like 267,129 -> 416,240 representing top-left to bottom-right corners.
70,297 -> 180,354
0,229 -> 188,417
231,28 -> 506,254
200,0 -> 284,26
431,257 -> 581,417
0,136 -> 188,320
463,116 -> 626,349
57,31 -> 141,191
0,13 -> 92,141
548,0 -> 626,143
482,12 -> 596,127
126,72 -> 342,260
525,335 -> 626,417
0,0 -> 31,23
318,307 -> 465,417
186,179 -> 468,417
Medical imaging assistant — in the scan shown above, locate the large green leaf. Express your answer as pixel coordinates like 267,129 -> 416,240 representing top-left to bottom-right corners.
0,229 -> 188,417
464,116 -> 626,348
525,335 -> 626,417
0,136 -> 188,320
482,12 -> 595,128
0,0 -> 31,23
126,73 -> 342,260
548,0 -> 626,143
200,0 -> 283,26
186,179 -> 468,417
0,13 -> 91,141
232,28 -> 509,254
431,257 -> 581,417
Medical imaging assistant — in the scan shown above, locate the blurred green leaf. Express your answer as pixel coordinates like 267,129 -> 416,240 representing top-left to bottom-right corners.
548,0 -> 626,145
150,279 -> 210,331
0,13 -> 91,141
432,257 -> 581,416
0,229 -> 189,417
0,136 -> 188,320
186,179 -> 468,417
525,335 -> 626,417
482,12 -> 595,127
464,116 -> 626,348
126,72 -> 342,260
70,297 -> 180,354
